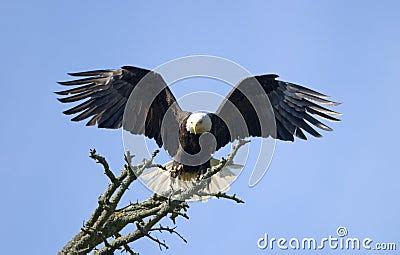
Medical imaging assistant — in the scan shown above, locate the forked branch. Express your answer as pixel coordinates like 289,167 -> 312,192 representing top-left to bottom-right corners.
60,140 -> 248,254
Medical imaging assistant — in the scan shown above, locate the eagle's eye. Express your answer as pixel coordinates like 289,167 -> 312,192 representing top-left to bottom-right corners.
199,120 -> 203,124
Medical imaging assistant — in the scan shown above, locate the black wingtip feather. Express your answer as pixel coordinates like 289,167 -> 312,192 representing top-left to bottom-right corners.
57,81 -> 72,86
57,90 -> 94,103
56,97 -> 66,103
57,80 -> 91,86
86,115 -> 100,126
304,114 -> 333,131
256,74 -> 279,80
67,69 -> 113,77
302,94 -> 341,106
121,65 -> 151,73
54,91 -> 67,95
58,77 -> 104,86
295,128 -> 307,140
308,108 -> 341,122
287,83 -> 329,98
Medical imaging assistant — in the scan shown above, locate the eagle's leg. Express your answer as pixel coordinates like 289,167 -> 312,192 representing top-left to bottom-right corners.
196,167 -> 207,181
170,163 -> 183,178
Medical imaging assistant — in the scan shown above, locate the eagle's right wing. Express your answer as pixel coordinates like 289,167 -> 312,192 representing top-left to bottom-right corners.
212,74 -> 341,151
56,66 -> 184,156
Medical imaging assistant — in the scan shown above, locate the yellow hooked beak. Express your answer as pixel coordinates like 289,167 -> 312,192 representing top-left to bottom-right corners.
193,122 -> 200,134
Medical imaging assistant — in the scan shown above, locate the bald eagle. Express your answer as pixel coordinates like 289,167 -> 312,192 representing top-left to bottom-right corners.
57,66 -> 340,181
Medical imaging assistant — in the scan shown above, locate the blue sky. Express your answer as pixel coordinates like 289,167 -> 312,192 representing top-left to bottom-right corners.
1,0 -> 399,254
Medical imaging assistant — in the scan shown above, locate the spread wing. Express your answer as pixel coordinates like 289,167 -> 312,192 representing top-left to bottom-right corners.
212,74 -> 341,150
56,66 -> 184,155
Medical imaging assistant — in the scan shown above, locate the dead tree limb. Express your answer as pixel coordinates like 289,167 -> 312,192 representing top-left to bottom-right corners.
60,139 -> 248,254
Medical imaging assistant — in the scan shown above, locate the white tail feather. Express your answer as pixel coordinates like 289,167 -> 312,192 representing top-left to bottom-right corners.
139,158 -> 243,202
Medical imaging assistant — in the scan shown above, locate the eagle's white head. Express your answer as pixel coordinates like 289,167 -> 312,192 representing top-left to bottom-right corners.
186,112 -> 212,135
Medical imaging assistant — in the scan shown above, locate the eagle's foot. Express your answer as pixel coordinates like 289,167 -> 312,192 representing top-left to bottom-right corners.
170,164 -> 183,178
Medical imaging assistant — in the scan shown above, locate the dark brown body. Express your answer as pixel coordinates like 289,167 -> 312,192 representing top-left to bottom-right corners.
171,115 -> 215,174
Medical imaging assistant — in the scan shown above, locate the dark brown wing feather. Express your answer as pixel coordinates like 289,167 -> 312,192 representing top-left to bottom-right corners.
214,74 -> 340,150
56,66 -> 184,155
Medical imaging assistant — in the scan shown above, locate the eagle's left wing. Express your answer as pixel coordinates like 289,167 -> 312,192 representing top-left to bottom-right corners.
56,66 -> 185,157
211,74 -> 341,151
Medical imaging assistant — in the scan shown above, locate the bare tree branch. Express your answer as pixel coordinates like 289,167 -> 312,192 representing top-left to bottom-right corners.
60,140 -> 248,254
149,225 -> 188,243
90,149 -> 117,183
198,191 -> 245,204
